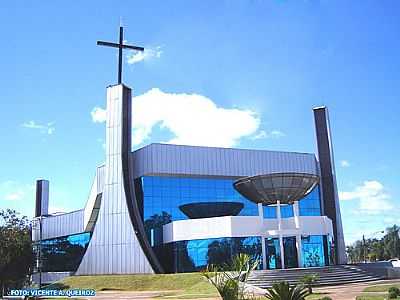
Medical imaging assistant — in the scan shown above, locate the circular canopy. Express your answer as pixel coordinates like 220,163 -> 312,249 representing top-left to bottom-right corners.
179,201 -> 244,219
233,172 -> 319,205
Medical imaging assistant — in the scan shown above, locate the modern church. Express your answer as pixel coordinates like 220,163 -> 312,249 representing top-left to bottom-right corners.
32,28 -> 346,282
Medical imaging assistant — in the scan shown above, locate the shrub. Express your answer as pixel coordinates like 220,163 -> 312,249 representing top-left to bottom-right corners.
389,290 -> 398,299
265,281 -> 309,300
388,287 -> 400,296
299,273 -> 320,294
202,253 -> 259,300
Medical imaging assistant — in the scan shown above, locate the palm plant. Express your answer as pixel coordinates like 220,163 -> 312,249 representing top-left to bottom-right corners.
299,273 -> 319,294
265,282 -> 309,300
202,253 -> 259,300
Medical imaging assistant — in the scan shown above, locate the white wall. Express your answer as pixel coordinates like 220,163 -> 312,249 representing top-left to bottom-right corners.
163,215 -> 333,243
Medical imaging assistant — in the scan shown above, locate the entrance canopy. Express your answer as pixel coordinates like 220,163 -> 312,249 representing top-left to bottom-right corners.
233,172 -> 319,205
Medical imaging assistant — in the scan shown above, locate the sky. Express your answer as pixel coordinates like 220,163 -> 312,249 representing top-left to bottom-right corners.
1,0 -> 399,244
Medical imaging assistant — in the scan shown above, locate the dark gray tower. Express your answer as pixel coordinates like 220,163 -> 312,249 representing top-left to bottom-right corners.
313,106 -> 346,264
35,179 -> 49,217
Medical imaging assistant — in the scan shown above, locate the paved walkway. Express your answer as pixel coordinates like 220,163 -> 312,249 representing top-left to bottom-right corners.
313,279 -> 400,300
75,279 -> 400,300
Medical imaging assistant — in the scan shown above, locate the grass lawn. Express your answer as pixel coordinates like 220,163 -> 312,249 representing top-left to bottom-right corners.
356,281 -> 400,300
356,295 -> 387,300
363,283 -> 400,292
47,273 -> 218,299
305,292 -> 331,300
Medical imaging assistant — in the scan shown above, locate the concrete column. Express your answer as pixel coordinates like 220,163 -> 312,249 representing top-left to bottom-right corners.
296,235 -> 303,268
277,201 -> 282,231
258,203 -> 264,219
279,235 -> 285,269
258,204 -> 267,269
293,201 -> 300,229
261,237 -> 267,270
277,201 -> 285,269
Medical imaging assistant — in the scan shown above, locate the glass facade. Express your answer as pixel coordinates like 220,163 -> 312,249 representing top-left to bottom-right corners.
301,235 -> 327,267
138,175 -> 327,272
157,237 -> 262,273
34,232 -> 91,272
141,176 -> 321,226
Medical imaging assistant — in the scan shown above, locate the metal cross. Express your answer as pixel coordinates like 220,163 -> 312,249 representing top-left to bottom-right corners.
97,26 -> 144,84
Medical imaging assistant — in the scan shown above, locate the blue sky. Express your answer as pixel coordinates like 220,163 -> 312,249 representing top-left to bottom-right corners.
1,0 -> 399,244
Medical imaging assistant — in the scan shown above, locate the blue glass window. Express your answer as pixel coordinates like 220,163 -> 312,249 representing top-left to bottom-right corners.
299,186 -> 322,216
35,232 -> 91,272
169,237 -> 262,273
142,176 -> 259,224
301,235 -> 326,267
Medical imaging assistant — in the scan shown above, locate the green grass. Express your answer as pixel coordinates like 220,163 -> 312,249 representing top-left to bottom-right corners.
364,283 -> 400,292
356,295 -> 387,300
47,273 -> 218,299
305,292 -> 331,300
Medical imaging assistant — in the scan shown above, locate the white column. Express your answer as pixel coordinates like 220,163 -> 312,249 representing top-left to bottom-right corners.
296,235 -> 303,268
293,201 -> 300,229
277,201 -> 285,269
261,237 -> 267,270
258,203 -> 267,270
258,203 -> 264,220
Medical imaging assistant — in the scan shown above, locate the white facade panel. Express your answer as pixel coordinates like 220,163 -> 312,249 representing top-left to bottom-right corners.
163,215 -> 333,243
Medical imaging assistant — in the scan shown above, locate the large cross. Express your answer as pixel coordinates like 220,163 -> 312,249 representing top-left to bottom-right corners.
97,26 -> 144,84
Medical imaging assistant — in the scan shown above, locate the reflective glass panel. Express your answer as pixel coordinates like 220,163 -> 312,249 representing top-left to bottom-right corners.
301,235 -> 326,267
35,232 -> 91,272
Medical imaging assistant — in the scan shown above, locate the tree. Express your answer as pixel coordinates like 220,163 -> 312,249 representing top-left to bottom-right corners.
346,225 -> 399,263
0,209 -> 34,297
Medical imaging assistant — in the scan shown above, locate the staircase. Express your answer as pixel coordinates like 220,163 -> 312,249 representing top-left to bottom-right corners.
247,265 -> 386,288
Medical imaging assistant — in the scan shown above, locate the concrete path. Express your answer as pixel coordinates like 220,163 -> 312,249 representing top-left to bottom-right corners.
76,279 -> 400,299
313,279 -> 400,300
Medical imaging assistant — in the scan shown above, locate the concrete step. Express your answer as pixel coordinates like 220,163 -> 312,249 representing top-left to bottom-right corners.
247,265 -> 385,288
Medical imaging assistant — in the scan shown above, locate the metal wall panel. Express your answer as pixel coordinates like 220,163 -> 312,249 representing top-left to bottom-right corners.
76,84 -> 153,275
32,210 -> 84,241
132,143 -> 318,178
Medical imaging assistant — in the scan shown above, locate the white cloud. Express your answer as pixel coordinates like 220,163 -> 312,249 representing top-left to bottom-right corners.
340,160 -> 350,167
0,181 -> 34,202
251,130 -> 285,140
5,191 -> 25,201
339,180 -> 393,214
21,121 -> 55,135
91,107 -> 107,123
91,88 -> 260,148
126,46 -> 162,64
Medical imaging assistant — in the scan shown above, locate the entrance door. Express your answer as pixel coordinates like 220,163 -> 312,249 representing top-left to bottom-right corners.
283,236 -> 298,268
265,238 -> 282,269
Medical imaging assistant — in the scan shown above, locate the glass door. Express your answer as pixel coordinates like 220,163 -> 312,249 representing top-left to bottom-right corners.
265,238 -> 282,269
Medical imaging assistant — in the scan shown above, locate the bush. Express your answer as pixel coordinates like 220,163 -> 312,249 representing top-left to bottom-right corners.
299,273 -> 320,294
202,253 -> 259,300
388,287 -> 400,296
265,281 -> 309,300
389,290 -> 398,299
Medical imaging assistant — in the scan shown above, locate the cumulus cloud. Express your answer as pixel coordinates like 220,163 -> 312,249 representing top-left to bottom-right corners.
340,160 -> 350,167
126,46 -> 162,64
251,130 -> 285,140
91,88 -> 260,148
91,107 -> 107,123
339,180 -> 393,214
21,121 -> 55,135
